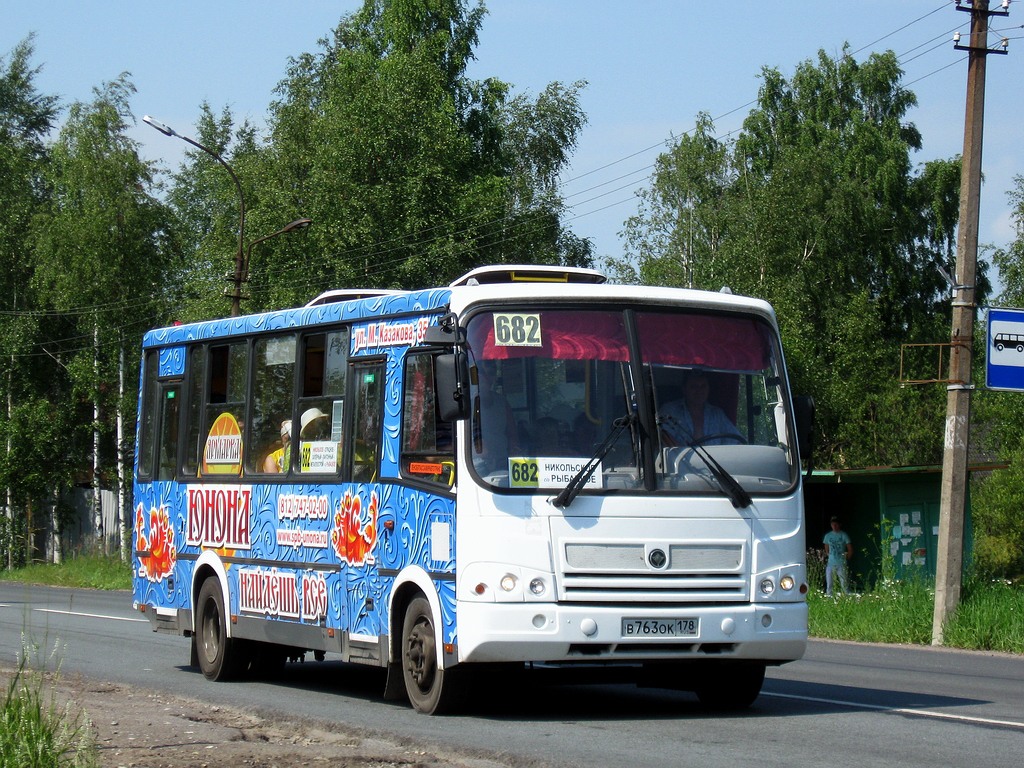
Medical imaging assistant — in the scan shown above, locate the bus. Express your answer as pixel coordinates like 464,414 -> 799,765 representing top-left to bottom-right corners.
993,332 -> 1024,352
132,264 -> 813,714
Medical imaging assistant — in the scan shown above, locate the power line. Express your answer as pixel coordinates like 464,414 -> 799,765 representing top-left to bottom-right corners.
848,1 -> 952,58
8,1 -> 981,320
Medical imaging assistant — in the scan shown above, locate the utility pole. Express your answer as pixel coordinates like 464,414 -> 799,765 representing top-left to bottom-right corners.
932,0 -> 1009,646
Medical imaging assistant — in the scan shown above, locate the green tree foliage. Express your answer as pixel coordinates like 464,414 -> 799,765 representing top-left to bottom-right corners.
228,0 -> 591,310
0,36 -> 57,297
34,74 -> 171,395
970,174 -> 1024,578
164,103 -> 261,322
620,48 -> 987,469
0,36 -> 61,563
28,74 -> 174,553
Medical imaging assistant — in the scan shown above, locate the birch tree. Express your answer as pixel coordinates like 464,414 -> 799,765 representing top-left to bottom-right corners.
0,36 -> 58,567
33,74 -> 172,557
621,49 -> 986,468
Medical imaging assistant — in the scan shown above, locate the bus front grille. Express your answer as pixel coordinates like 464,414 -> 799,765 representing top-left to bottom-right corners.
559,541 -> 748,602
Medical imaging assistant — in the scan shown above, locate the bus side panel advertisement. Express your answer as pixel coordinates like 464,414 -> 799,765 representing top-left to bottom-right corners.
132,480 -> 456,644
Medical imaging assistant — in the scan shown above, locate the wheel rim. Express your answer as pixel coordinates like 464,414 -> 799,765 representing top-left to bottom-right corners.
405,615 -> 437,694
202,598 -> 221,663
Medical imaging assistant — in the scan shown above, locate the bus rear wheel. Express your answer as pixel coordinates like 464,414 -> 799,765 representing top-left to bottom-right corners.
196,577 -> 248,681
401,595 -> 464,714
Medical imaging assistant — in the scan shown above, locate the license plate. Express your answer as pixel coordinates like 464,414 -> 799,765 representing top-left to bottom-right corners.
621,617 -> 699,638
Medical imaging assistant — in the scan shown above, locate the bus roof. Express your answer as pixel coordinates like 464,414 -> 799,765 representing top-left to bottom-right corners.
142,267 -> 776,349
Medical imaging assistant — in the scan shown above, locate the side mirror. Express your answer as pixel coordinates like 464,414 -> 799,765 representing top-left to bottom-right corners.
794,395 -> 815,465
435,351 -> 470,421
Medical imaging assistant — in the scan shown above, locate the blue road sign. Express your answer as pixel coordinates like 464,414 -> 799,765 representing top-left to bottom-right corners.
986,307 -> 1024,391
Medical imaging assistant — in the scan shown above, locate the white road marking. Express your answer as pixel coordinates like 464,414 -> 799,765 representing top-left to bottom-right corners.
33,608 -> 148,623
764,691 -> 1024,730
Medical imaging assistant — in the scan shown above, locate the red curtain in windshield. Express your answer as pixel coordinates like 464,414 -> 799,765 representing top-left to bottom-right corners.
467,309 -> 770,370
469,311 -> 629,361
636,312 -> 769,370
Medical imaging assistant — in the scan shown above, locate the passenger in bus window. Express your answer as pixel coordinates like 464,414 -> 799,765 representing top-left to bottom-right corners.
263,419 -> 292,472
660,371 -> 742,446
300,407 -> 330,440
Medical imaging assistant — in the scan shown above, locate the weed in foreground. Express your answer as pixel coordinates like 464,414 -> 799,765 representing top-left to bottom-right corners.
1,641 -> 97,768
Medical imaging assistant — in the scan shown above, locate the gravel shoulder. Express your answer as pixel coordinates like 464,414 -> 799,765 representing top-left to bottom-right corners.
2,666 -> 517,768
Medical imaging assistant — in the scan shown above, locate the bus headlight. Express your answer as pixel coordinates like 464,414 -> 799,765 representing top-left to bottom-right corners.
500,574 -> 517,592
753,566 -> 806,601
529,577 -> 546,596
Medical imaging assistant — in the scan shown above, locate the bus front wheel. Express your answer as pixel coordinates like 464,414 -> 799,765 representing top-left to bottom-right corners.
196,577 -> 247,681
401,595 -> 464,714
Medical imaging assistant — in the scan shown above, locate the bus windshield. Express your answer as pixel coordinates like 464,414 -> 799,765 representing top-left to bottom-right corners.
465,306 -> 797,496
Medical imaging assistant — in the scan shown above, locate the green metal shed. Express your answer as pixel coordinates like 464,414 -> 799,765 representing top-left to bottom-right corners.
803,465 -> 994,589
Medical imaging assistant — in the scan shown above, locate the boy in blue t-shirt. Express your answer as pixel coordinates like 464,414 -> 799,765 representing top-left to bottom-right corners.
823,516 -> 852,596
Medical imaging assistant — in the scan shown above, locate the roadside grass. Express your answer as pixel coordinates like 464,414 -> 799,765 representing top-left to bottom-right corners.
0,555 -> 131,591
807,555 -> 1024,654
1,649 -> 97,768
941,579 -> 1024,653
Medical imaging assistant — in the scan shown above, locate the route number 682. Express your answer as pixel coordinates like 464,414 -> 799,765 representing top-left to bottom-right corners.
493,313 -> 542,347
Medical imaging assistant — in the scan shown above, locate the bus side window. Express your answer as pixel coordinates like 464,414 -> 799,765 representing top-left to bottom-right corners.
157,384 -> 180,481
351,361 -> 384,483
246,334 -> 297,475
202,342 -> 248,476
401,353 -> 455,487
182,346 -> 206,476
297,329 -> 348,474
136,350 -> 159,481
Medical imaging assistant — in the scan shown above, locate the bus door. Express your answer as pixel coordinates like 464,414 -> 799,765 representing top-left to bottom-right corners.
156,382 -> 181,481
343,358 -> 386,639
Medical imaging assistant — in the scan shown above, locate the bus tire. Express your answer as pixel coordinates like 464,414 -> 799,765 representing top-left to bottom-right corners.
401,595 -> 464,714
196,577 -> 247,681
694,662 -> 765,710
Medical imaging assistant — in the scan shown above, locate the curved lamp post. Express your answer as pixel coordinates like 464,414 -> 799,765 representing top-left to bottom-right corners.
143,115 -> 248,316
143,115 -> 312,317
243,218 -> 313,285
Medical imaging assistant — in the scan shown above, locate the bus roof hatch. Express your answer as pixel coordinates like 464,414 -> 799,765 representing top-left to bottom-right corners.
449,264 -> 607,287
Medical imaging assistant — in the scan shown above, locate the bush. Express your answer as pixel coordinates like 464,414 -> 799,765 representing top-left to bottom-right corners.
970,459 -> 1024,579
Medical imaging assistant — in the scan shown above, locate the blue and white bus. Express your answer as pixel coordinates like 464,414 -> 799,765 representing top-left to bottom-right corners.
132,264 -> 812,713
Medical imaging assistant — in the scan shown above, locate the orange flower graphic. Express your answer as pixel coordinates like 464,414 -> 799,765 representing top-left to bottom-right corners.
331,490 -> 378,566
135,503 -> 177,582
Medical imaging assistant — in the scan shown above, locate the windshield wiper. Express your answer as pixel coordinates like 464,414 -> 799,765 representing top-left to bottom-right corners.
551,413 -> 635,509
662,416 -> 751,509
686,443 -> 752,509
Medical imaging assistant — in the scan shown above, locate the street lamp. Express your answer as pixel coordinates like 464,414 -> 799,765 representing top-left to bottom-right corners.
145,115 -> 312,315
243,217 -> 313,285
143,115 -> 249,316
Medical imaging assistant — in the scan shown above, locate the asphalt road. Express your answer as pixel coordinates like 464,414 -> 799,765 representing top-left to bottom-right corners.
2,582 -> 1022,768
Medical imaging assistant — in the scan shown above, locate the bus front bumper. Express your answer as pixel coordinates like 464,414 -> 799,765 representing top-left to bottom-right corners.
455,600 -> 807,665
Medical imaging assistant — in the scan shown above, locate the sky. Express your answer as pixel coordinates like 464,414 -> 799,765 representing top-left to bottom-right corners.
4,1 -> 1023,280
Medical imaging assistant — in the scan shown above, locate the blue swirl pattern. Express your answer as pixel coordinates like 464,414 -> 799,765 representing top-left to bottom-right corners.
134,286 -> 460,653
